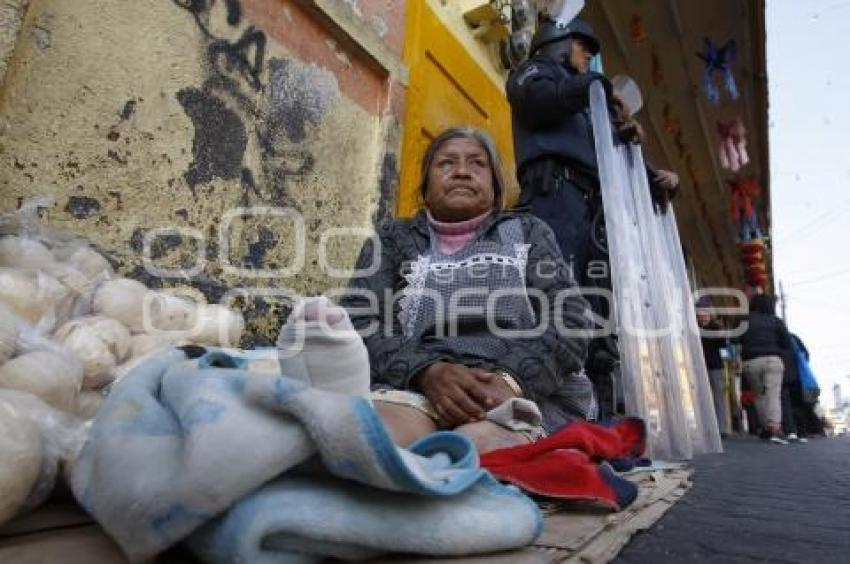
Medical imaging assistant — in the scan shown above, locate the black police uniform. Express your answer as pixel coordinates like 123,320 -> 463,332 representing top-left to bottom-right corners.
506,20 -> 666,412
507,55 -> 611,286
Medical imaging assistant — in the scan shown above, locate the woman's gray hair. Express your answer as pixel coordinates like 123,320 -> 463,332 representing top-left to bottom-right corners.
418,126 -> 506,210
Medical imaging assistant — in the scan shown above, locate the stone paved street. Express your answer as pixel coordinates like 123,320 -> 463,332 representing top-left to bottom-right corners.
615,435 -> 850,563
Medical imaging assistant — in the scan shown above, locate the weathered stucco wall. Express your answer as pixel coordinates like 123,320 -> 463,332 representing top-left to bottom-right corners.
0,0 -> 28,84
0,0 -> 406,344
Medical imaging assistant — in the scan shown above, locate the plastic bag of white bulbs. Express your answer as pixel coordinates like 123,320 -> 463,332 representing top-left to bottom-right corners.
94,285 -> 243,389
53,316 -> 130,390
0,197 -> 115,331
3,322 -> 86,413
0,389 -> 87,526
0,303 -> 20,365
0,267 -> 76,334
142,288 -> 245,347
0,196 -> 245,390
91,282 -> 198,334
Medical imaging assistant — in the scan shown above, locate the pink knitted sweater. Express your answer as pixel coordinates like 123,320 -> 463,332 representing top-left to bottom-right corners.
427,210 -> 492,255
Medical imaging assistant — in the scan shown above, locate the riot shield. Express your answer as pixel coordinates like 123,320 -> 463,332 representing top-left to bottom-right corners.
659,210 -> 724,454
589,80 -> 722,459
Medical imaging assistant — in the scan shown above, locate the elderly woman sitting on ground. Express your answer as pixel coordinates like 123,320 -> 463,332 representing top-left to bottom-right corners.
341,127 -> 594,454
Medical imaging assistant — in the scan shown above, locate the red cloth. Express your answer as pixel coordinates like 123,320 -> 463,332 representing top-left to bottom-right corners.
480,418 -> 646,510
728,179 -> 760,221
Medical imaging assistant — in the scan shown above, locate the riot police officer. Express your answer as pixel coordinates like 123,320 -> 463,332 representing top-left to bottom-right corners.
507,16 -> 679,415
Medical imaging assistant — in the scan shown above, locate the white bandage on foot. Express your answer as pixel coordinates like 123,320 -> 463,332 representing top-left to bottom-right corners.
276,297 -> 370,396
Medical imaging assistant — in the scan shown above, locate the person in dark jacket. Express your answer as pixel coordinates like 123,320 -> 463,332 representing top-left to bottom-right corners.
786,333 -> 822,438
341,127 -> 593,453
697,308 -> 729,435
739,293 -> 794,443
506,17 -> 679,404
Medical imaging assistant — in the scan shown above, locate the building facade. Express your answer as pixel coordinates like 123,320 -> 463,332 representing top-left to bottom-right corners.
0,0 -> 769,341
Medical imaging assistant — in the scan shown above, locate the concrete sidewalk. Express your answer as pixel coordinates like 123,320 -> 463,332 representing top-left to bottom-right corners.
615,435 -> 850,563
4,435 -> 847,563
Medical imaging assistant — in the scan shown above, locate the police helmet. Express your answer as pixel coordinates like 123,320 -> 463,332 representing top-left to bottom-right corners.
529,17 -> 600,57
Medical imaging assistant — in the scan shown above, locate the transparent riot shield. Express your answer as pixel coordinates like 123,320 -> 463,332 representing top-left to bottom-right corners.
589,80 -> 722,459
659,210 -> 724,454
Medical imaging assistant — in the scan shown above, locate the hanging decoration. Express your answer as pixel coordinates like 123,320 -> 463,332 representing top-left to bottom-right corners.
738,239 -> 768,288
729,178 -> 762,242
738,239 -> 765,256
731,178 -> 768,289
630,15 -> 647,44
717,117 -> 750,172
740,247 -> 764,266
697,38 -> 739,105
745,264 -> 767,277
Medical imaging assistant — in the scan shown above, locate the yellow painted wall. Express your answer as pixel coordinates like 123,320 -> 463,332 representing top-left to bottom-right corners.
397,0 -> 517,217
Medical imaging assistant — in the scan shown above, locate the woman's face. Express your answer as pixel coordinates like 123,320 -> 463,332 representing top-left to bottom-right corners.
425,137 -> 495,222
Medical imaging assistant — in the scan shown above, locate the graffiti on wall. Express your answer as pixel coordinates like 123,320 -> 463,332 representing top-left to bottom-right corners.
166,0 -> 348,343
172,0 -> 338,206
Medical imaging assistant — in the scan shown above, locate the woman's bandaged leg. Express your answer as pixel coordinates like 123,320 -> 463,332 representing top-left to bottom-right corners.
276,297 -> 370,396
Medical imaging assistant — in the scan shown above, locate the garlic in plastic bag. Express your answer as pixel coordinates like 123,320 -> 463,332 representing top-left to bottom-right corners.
54,316 -> 131,389
92,278 -> 149,333
0,303 -> 20,363
0,268 -> 71,332
0,389 -> 87,525
0,236 -> 54,269
0,405 -> 43,525
0,350 -> 84,412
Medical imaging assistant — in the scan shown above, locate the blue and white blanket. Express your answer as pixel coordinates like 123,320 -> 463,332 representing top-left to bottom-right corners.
69,348 -> 542,562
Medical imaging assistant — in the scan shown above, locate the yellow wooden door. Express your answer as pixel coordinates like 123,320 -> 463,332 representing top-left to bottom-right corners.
398,0 -> 517,218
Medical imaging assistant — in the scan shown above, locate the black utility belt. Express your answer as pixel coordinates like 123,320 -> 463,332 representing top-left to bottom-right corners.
520,159 -> 598,197
552,166 -> 598,195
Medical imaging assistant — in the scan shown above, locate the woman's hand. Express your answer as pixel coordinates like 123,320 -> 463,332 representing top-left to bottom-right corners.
416,362 -> 515,427
469,370 -> 516,408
